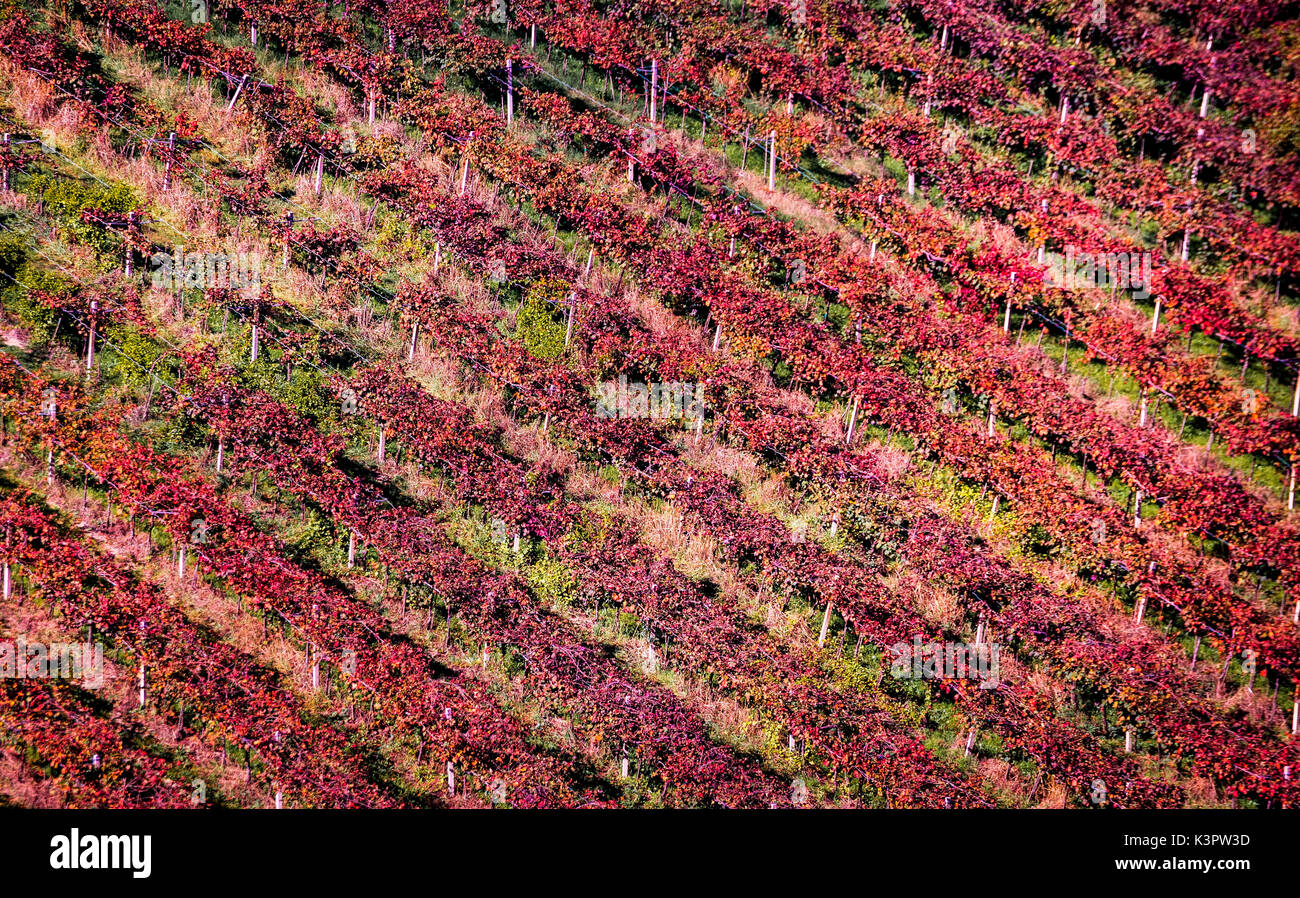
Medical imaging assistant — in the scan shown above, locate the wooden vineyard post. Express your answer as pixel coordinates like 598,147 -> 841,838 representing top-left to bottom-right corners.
377,425 -> 386,464
845,393 -> 860,444
226,74 -> 248,112
506,59 -> 514,126
409,320 -> 419,361
768,131 -> 776,191
163,132 -> 175,191
817,601 -> 833,647
137,663 -> 147,709
86,300 -> 97,372
1150,297 -> 1161,336
649,59 -> 657,122
347,531 -> 356,569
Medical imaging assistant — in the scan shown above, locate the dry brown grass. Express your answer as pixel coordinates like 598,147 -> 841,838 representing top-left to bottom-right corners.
1035,781 -> 1069,809
747,471 -> 795,515
730,165 -> 840,237
870,441 -> 914,479
1181,776 -> 1226,808
898,571 -> 966,631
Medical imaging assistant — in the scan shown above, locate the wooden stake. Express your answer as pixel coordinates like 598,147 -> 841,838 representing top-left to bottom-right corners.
86,300 -> 97,371
506,59 -> 514,126
226,74 -> 248,112
649,59 -> 657,122
817,601 -> 833,647
845,393 -> 861,444
768,131 -> 777,191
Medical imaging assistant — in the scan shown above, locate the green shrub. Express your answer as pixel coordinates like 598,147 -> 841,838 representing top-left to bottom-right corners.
515,297 -> 566,359
524,555 -> 577,610
27,174 -> 138,267
238,349 -> 336,425
0,232 -> 24,276
0,265 -> 68,345
105,324 -> 163,387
